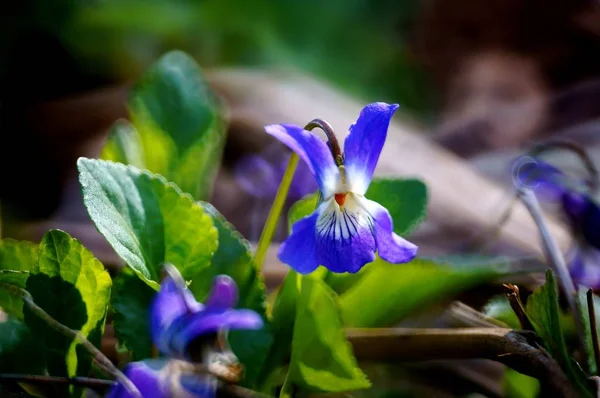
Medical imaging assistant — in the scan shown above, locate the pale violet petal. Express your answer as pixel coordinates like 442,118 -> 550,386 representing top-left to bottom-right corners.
361,197 -> 417,263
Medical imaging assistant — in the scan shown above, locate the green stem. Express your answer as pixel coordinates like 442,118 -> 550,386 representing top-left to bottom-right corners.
278,371 -> 293,398
253,153 -> 299,269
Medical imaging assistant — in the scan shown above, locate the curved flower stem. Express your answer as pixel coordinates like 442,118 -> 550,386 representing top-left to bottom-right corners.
253,153 -> 299,269
516,187 -> 589,370
0,283 -> 141,398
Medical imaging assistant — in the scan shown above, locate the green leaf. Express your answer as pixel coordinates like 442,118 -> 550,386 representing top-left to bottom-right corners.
191,202 -> 272,387
130,50 -> 226,200
576,288 -> 598,376
0,317 -> 45,374
100,119 -> 146,169
77,158 -> 218,288
111,269 -> 155,361
0,239 -> 37,318
24,230 -> 111,395
503,368 -> 540,398
339,258 -> 501,327
365,178 -> 427,235
525,270 -> 593,397
287,276 -> 370,392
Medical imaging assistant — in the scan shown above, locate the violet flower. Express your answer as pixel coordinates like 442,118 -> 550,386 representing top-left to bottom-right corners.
106,268 -> 263,398
517,159 -> 600,288
265,102 -> 418,274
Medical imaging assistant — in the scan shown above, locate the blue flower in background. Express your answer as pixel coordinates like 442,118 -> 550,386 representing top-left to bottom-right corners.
265,102 -> 418,274
517,159 -> 600,288
234,142 -> 317,202
107,267 -> 263,398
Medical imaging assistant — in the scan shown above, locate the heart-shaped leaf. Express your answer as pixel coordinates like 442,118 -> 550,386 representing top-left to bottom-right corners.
78,158 -> 218,288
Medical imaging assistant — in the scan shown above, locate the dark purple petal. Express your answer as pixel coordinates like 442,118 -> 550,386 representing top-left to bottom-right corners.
583,200 -> 600,250
265,124 -> 340,197
363,198 -> 418,263
151,277 -> 204,354
106,360 -> 168,398
314,199 -> 377,273
233,154 -> 280,198
205,275 -> 238,311
564,192 -> 600,250
343,103 -> 399,195
278,212 -> 321,274
168,310 -> 264,358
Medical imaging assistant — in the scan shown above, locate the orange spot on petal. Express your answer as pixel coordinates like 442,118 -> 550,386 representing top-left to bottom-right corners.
334,193 -> 347,207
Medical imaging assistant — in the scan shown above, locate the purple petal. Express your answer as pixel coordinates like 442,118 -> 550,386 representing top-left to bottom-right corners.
151,277 -> 203,354
314,199 -> 377,273
265,124 -> 340,197
570,247 -> 600,290
343,103 -> 399,195
169,310 -> 264,358
233,154 -> 280,198
205,275 -> 238,311
106,360 -> 168,398
279,212 -> 321,274
363,198 -> 418,263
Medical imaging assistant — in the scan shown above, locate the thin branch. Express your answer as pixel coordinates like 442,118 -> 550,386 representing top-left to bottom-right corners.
346,327 -> 579,398
516,187 -> 589,368
503,283 -> 535,331
588,289 -> 600,375
0,283 -> 141,398
0,374 -> 113,390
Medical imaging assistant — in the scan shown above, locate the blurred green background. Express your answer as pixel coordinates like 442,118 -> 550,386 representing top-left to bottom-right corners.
0,0 -> 434,120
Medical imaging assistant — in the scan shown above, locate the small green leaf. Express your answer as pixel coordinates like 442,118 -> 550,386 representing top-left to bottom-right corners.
287,193 -> 318,228
24,230 -> 111,395
77,158 -> 218,288
0,317 -> 45,374
192,202 -> 271,387
111,269 -> 155,360
100,119 -> 146,169
365,178 -> 427,235
339,258 -> 501,327
503,368 -> 540,398
287,276 -> 370,392
0,239 -> 37,318
525,270 -> 593,397
130,50 -> 226,200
